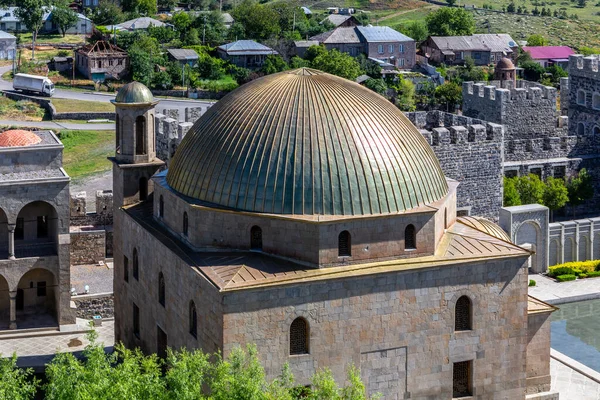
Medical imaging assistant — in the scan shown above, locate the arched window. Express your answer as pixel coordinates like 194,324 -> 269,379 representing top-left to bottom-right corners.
183,212 -> 188,236
133,248 -> 139,280
594,93 -> 600,110
578,122 -> 585,136
594,126 -> 600,136
290,317 -> 309,355
139,177 -> 148,201
158,272 -> 165,307
159,195 -> 164,218
455,296 -> 472,331
338,230 -> 351,257
115,115 -> 121,154
577,89 -> 586,106
189,300 -> 197,338
250,226 -> 262,250
405,224 -> 416,250
135,116 -> 146,155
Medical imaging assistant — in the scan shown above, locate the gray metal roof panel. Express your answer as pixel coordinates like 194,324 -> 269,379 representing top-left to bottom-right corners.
357,26 -> 414,42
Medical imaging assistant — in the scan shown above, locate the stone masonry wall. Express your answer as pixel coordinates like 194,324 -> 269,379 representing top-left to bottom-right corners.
406,110 -> 503,220
527,312 -> 553,395
70,230 -> 106,265
73,293 -> 114,319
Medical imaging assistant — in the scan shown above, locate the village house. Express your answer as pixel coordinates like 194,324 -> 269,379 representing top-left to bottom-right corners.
308,25 -> 416,69
522,46 -> 575,68
217,40 -> 277,69
421,34 -> 518,66
0,7 -> 92,35
167,49 -> 199,67
0,30 -> 15,60
75,40 -> 128,81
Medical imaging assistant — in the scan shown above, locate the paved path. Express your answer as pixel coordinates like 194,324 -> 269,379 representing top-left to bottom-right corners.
0,119 -> 115,130
0,320 -> 114,370
529,273 -> 600,304
551,357 -> 600,400
0,65 -> 213,122
70,263 -> 113,295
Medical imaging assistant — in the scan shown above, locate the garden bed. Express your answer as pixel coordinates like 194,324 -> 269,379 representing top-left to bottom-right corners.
546,260 -> 600,282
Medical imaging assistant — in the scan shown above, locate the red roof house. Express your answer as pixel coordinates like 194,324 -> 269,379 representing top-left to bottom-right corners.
522,46 -> 575,68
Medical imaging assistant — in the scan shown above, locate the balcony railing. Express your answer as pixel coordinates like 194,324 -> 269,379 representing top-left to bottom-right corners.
0,242 -> 57,259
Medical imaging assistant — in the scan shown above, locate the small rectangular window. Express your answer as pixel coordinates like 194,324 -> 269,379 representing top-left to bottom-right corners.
399,58 -> 405,67
124,256 -> 129,282
399,44 -> 404,53
453,361 -> 472,397
37,281 -> 47,297
378,44 -> 384,54
554,166 -> 566,180
133,303 -> 140,338
388,44 -> 393,53
15,218 -> 24,240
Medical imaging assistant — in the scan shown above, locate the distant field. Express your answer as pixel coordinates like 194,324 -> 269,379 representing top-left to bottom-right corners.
51,98 -> 115,113
58,130 -> 114,179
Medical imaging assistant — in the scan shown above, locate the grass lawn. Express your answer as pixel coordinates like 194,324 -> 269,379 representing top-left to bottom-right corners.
0,96 -> 45,121
18,33 -> 86,45
58,130 -> 114,179
51,98 -> 115,113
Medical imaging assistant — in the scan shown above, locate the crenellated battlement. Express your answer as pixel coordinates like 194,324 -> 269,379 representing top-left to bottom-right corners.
569,54 -> 600,78
463,81 -> 557,103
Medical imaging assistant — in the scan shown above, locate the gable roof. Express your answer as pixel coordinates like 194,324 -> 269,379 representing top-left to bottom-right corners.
322,14 -> 353,26
117,17 -> 165,30
357,26 -> 413,42
0,6 -> 89,23
218,40 -> 276,55
77,40 -> 127,56
0,30 -> 15,40
429,34 -> 516,53
522,45 -> 574,60
167,48 -> 199,61
311,25 -> 413,45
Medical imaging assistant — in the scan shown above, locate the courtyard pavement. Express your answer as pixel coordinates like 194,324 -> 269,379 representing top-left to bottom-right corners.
70,262 -> 113,295
0,320 -> 114,371
528,273 -> 600,304
551,357 -> 600,400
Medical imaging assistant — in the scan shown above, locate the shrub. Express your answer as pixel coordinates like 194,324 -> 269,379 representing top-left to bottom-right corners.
548,265 -> 579,277
579,273 -> 588,279
556,274 -> 577,282
548,260 -> 600,277
586,271 -> 600,278
528,279 -> 536,286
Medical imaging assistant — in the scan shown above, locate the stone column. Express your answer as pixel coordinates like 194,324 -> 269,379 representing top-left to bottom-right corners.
9,291 -> 17,330
7,224 -> 15,260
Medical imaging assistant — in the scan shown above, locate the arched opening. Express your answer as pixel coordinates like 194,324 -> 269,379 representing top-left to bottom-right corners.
455,295 -> 472,331
158,272 -> 165,307
594,126 -> 600,136
580,236 -> 589,261
135,115 -> 146,155
577,90 -> 586,106
594,93 -> 600,110
133,248 -> 139,280
189,300 -> 197,338
338,230 -> 351,257
0,207 -> 7,259
578,122 -> 585,136
16,268 -> 57,329
115,114 -> 121,154
549,239 -> 559,267
594,235 -> 600,261
405,224 -> 416,250
290,317 -> 309,355
159,195 -> 164,218
0,275 -> 9,329
183,212 -> 188,236
250,226 -> 262,250
139,177 -> 148,201
15,201 -> 59,258
564,237 -> 575,263
516,221 -> 541,273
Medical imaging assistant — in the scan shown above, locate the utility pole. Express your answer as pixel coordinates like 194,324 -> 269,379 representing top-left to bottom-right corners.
292,11 -> 296,32
203,14 -> 206,44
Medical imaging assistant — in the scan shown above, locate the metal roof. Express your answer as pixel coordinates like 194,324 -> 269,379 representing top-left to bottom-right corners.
0,30 -> 15,40
522,46 -> 575,60
218,40 -> 276,55
167,48 -> 199,61
301,6 -> 312,15
0,6 -> 89,23
117,17 -> 165,30
357,26 -> 413,42
429,34 -> 516,53
166,68 -> 448,215
294,40 -> 319,48
323,14 -> 351,26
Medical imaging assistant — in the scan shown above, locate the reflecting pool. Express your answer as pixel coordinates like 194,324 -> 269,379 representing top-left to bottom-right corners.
551,299 -> 600,372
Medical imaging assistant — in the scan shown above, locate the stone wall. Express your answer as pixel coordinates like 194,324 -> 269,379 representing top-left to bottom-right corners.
70,229 -> 106,265
69,191 -> 114,263
73,293 -> 114,319
549,216 -> 600,266
527,311 -> 554,395
406,110 -> 504,220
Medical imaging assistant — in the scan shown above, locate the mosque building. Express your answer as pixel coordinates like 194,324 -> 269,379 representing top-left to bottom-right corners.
111,69 -> 558,399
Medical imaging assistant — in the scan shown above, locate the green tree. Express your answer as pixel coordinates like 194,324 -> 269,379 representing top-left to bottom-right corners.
507,2 -> 516,12
542,176 -> 569,221
231,0 -> 281,40
193,11 -> 227,45
90,0 -> 124,25
515,174 -> 545,205
261,54 -> 288,74
425,8 -> 475,36
172,11 -> 192,35
309,47 -> 363,80
128,46 -> 154,86
578,0 -> 587,7
503,177 -> 521,206
397,21 -> 428,42
290,56 -> 310,68
158,0 -> 177,11
393,78 -> 416,111
51,2 -> 79,37
15,0 -> 48,59
364,78 -> 387,96
447,0 -> 457,6
356,54 -> 381,78
122,0 -> 157,15
435,81 -> 462,112
527,34 -> 548,46
0,354 -> 39,400
521,60 -> 545,81
567,168 -> 594,214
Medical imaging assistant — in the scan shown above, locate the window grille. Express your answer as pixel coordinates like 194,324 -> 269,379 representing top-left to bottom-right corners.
453,361 -> 472,397
405,225 -> 416,250
455,296 -> 472,331
290,318 -> 308,355
250,226 -> 262,250
338,231 -> 351,257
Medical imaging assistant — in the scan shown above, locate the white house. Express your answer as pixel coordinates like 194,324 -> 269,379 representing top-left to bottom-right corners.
0,7 -> 92,35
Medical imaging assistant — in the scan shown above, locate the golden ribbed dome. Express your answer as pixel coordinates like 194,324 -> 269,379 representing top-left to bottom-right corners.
166,68 -> 448,215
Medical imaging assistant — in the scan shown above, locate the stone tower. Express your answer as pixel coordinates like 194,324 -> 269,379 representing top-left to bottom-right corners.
111,82 -> 164,208
494,57 -> 516,83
